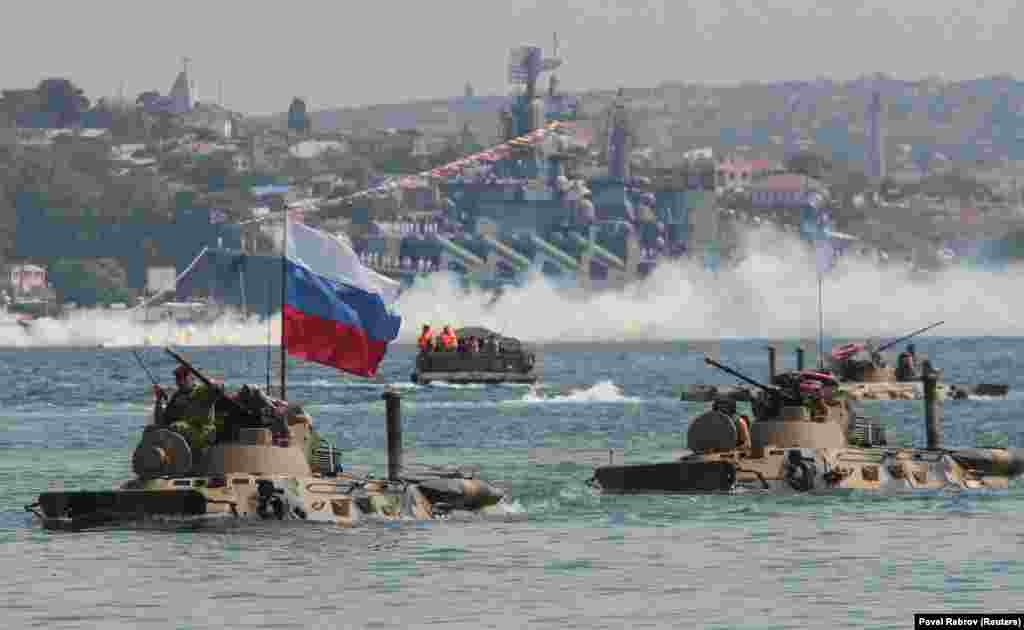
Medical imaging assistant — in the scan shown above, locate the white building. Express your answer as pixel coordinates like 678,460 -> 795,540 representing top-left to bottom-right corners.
6,264 -> 47,292
749,174 -> 827,208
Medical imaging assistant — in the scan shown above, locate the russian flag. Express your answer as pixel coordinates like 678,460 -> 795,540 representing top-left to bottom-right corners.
284,222 -> 402,377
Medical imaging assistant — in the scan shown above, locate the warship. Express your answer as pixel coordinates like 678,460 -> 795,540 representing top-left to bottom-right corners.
411,326 -> 538,385
26,349 -> 510,531
592,351 -> 1023,494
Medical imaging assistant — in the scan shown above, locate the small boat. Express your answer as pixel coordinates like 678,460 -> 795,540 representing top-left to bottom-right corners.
411,327 -> 538,385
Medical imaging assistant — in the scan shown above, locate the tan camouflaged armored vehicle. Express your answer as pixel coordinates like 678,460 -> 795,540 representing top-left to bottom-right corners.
827,322 -> 1008,401
27,349 -> 509,530
592,354 -> 1023,494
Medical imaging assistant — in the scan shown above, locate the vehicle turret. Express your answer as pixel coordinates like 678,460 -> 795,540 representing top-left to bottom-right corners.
829,321 -> 944,381
693,355 -> 852,452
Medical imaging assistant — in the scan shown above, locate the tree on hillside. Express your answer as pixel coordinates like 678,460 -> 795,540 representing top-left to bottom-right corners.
826,164 -> 870,205
288,98 -> 310,134
282,154 -> 313,180
136,90 -> 161,107
57,135 -> 114,180
1002,227 -> 1024,259
339,154 -> 374,190
785,150 -> 832,178
919,169 -> 991,199
0,153 -> 60,251
429,142 -> 461,169
189,127 -> 220,142
151,111 -> 179,143
47,258 -> 130,307
107,107 -> 149,142
36,78 -> 90,128
318,146 -> 353,173
188,150 -> 236,190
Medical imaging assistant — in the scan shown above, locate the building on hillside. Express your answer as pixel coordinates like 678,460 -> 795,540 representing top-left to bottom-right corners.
348,129 -> 418,156
232,152 -> 251,173
140,65 -> 194,116
182,102 -> 238,138
289,138 -> 349,159
5,264 -> 47,294
716,158 -> 775,188
0,89 -> 42,119
749,173 -> 827,208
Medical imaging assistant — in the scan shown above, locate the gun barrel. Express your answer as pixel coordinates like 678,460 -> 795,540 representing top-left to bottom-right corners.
164,347 -> 215,389
877,321 -> 945,353
703,356 -> 772,391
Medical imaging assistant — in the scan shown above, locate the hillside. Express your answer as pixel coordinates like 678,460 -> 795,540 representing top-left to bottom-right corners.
253,75 -> 1024,173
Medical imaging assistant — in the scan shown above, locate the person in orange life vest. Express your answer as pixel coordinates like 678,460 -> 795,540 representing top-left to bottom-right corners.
440,325 -> 458,350
417,324 -> 434,353
736,415 -> 751,448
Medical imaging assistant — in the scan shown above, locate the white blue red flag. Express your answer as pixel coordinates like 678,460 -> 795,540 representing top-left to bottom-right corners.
284,221 -> 401,377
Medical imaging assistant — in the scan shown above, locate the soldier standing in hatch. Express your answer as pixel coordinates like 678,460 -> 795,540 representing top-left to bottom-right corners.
895,344 -> 918,381
865,338 -> 886,369
153,365 -> 196,427
153,365 -> 221,449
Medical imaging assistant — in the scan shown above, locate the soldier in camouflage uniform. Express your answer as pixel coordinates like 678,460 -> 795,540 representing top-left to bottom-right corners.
153,366 -> 223,450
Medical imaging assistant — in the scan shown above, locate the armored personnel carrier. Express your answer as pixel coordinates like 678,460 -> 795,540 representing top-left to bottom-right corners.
26,349 -> 510,530
827,322 -> 1008,400
412,326 -> 538,385
683,338 -> 1008,404
593,353 -> 1023,494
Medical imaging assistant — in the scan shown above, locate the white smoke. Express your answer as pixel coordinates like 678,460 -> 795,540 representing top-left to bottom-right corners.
2,221 -> 1021,348
395,222 -> 1024,343
0,308 -> 281,348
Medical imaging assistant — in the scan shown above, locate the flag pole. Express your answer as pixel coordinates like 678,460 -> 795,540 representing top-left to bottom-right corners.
817,267 -> 823,370
279,202 -> 287,400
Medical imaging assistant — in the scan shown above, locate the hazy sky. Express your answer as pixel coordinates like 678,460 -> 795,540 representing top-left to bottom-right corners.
4,0 -> 1020,116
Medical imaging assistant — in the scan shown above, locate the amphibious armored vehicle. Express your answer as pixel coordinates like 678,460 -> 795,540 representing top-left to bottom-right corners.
683,341 -> 1008,403
412,326 -> 538,385
594,352 -> 1023,494
26,349 -> 510,530
827,322 -> 1009,400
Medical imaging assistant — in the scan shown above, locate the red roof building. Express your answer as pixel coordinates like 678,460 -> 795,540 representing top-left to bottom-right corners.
716,158 -> 775,188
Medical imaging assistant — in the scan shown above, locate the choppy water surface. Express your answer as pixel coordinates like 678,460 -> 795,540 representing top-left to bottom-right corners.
1,338 -> 1023,629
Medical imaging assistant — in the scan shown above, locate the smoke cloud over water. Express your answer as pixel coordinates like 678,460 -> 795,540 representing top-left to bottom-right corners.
0,310 -> 282,348
396,223 -> 1024,343
2,223 -> 1020,348
397,224 -> 1024,344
